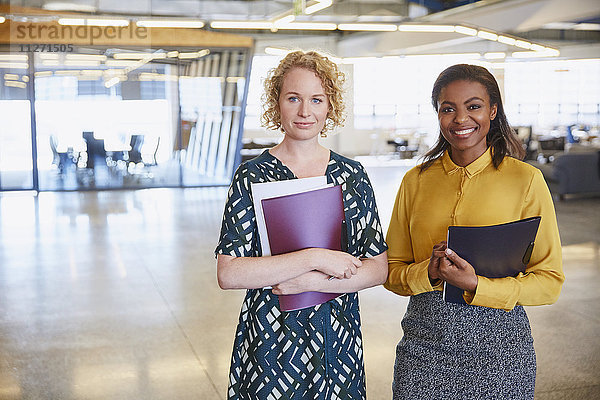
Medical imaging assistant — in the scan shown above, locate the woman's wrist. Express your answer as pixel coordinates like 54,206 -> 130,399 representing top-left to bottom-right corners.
302,248 -> 321,273
429,277 -> 442,287
428,269 -> 441,287
466,275 -> 479,293
312,271 -> 331,292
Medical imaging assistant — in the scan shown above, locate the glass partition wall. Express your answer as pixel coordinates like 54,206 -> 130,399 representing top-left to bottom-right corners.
0,45 -> 251,192
179,50 -> 249,186
0,51 -> 34,191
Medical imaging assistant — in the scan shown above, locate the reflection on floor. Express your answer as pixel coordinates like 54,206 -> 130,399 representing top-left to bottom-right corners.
0,166 -> 598,399
0,162 -> 231,191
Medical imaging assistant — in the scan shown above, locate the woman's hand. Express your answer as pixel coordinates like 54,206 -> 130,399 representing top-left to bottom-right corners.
428,241 -> 448,284
272,271 -> 329,295
309,248 -> 362,279
439,248 -> 478,292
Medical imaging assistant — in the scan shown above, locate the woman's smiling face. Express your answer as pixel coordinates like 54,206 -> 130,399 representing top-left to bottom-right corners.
278,67 -> 329,142
437,79 -> 498,166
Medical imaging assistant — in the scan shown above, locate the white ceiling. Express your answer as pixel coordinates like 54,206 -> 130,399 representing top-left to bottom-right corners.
15,0 -> 413,20
6,0 -> 600,58
338,0 -> 600,57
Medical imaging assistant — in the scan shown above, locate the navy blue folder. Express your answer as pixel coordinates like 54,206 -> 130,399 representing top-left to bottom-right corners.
443,216 -> 542,305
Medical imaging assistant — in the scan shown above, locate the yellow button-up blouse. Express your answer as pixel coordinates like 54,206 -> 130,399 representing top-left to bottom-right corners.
384,148 -> 564,310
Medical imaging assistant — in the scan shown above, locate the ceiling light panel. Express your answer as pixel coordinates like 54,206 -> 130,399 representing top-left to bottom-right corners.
399,25 -> 455,32
210,21 -> 273,29
338,23 -> 397,32
515,40 -> 532,49
65,54 -> 107,62
58,18 -> 129,26
136,20 -> 204,28
477,30 -> 498,41
484,52 -> 506,60
454,26 -> 477,36
0,55 -> 28,62
43,2 -> 97,12
498,35 -> 517,45
305,0 -> 333,15
275,22 -> 337,30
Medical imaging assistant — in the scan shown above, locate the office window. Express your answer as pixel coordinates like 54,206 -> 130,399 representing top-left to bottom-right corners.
78,79 -> 112,97
140,80 -> 166,100
35,75 -> 78,100
245,55 -> 281,130
504,59 -> 600,127
179,76 -> 223,120
352,57 -> 478,131
1,72 -> 29,100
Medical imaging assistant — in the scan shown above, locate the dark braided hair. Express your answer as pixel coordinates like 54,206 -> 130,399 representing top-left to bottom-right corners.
420,64 -> 525,172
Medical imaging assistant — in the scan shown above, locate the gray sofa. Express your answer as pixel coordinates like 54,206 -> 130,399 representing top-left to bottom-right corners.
537,149 -> 600,200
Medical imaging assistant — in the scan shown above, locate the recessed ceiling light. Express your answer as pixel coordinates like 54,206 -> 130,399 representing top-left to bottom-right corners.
43,2 -> 97,12
484,52 -> 506,60
454,26 -> 477,36
136,20 -> 204,28
0,55 -> 28,62
515,40 -> 532,49
574,23 -> 600,31
275,22 -> 336,30
498,35 -> 517,45
210,21 -> 273,29
338,23 -> 397,32
399,24 -> 455,32
58,18 -> 129,27
305,0 -> 333,15
477,30 -> 498,41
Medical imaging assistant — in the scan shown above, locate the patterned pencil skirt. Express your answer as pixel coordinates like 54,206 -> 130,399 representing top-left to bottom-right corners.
392,291 -> 536,400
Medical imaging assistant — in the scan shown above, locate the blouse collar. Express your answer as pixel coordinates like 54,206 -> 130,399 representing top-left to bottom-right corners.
441,147 -> 493,178
262,149 -> 334,179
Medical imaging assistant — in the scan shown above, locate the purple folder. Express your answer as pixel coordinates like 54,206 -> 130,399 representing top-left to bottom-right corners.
261,185 -> 345,312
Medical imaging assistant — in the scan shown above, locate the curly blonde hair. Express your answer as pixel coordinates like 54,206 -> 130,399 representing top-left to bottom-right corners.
261,50 -> 346,136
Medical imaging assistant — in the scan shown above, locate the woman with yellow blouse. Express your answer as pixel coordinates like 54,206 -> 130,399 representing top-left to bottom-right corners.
385,64 -> 564,399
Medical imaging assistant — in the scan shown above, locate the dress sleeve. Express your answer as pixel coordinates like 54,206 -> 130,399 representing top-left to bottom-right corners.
214,164 -> 258,257
464,169 -> 565,310
354,165 -> 388,258
384,175 -> 443,296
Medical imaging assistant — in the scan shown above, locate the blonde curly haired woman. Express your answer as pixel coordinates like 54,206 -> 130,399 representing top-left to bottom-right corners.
215,50 -> 388,399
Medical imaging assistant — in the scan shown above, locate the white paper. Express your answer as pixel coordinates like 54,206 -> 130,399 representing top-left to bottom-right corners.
251,176 -> 328,256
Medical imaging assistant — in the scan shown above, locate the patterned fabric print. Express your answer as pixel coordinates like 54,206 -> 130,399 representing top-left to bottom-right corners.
216,150 -> 388,400
392,291 -> 536,400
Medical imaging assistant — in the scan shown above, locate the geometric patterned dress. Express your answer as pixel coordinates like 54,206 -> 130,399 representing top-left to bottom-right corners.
215,150 -> 388,400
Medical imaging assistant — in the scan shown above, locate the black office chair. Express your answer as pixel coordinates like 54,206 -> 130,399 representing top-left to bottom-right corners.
82,131 -> 107,169
128,135 -> 144,164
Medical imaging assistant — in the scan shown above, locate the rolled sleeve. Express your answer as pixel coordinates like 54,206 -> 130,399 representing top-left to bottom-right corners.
464,275 -> 521,311
465,169 -> 564,310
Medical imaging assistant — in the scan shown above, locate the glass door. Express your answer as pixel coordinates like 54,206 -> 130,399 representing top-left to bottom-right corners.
0,51 -> 34,191
34,49 -> 182,190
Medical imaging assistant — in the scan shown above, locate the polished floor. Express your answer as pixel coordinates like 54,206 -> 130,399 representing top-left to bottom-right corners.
0,165 -> 598,399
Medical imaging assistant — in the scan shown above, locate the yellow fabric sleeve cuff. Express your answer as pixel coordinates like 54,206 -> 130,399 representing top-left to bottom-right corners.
385,259 -> 442,296
409,259 -> 442,294
463,275 -> 520,311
